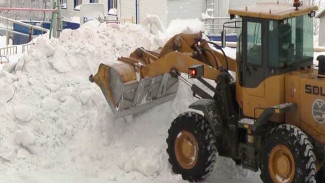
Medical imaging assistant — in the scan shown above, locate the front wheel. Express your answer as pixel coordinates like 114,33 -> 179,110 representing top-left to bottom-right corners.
260,124 -> 317,183
316,165 -> 325,183
166,112 -> 217,182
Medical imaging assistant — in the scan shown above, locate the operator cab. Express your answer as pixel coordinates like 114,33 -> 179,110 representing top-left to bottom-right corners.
228,2 -> 318,119
231,2 -> 316,88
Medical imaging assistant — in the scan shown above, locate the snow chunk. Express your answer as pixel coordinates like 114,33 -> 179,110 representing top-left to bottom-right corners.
0,79 -> 15,103
0,143 -> 17,161
14,106 -> 33,122
201,12 -> 213,20
108,8 -> 117,15
81,19 -> 101,28
2,62 -> 17,73
60,96 -> 82,114
15,130 -> 36,154
79,90 -> 92,104
41,97 -> 61,111
238,118 -> 255,125
1,71 -> 18,81
142,15 -> 166,37
122,148 -> 161,176
34,37 -> 55,58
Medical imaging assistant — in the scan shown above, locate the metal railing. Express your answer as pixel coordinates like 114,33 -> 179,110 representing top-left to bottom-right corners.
22,43 -> 35,53
104,17 -> 135,24
0,42 -> 35,63
0,45 -> 17,56
204,17 -> 241,35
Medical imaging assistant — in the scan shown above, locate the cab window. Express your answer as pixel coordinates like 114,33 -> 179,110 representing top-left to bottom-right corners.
268,15 -> 314,68
246,22 -> 262,66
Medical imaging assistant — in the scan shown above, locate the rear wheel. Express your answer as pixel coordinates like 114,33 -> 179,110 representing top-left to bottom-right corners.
260,124 -> 317,183
166,112 -> 217,182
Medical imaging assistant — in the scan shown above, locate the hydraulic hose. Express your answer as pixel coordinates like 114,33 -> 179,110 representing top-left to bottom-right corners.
207,41 -> 229,71
201,48 -> 220,70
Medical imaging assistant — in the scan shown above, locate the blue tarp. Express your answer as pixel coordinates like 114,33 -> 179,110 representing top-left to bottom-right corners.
13,21 -> 80,45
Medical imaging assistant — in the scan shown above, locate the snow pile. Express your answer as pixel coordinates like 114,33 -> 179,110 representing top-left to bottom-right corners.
0,20 -> 178,181
141,15 -> 168,42
201,12 -> 213,20
141,15 -> 206,42
0,19 -> 256,182
166,18 -> 205,37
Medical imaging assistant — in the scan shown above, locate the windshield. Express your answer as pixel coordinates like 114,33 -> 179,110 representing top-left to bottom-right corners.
268,15 -> 313,68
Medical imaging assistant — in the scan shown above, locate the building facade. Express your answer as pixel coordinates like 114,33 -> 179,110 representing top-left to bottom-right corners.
60,0 -> 117,20
59,0 -> 273,26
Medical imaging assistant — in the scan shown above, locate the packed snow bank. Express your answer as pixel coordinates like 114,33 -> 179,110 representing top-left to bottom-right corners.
166,18 -> 205,37
0,20 -> 176,181
141,15 -> 168,43
0,19 -> 258,182
142,16 -> 206,41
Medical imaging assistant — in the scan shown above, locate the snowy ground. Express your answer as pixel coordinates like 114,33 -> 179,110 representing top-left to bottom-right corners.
0,17 -> 324,183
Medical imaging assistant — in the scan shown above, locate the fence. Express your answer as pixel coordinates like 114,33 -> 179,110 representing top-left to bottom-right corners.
0,42 -> 35,64
22,43 -> 35,53
0,45 -> 17,57
204,17 -> 236,35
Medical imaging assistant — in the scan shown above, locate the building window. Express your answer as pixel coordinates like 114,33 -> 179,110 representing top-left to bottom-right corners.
74,0 -> 82,8
108,0 -> 118,10
60,0 -> 67,9
90,0 -> 99,3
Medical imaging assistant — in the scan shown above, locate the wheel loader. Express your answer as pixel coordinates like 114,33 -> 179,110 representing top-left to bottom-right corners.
90,1 -> 325,182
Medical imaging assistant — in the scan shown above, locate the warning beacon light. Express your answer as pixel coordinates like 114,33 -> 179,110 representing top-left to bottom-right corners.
188,65 -> 204,78
293,0 -> 302,10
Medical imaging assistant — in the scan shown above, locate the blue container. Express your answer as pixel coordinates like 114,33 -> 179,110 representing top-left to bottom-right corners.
13,21 -> 80,45
207,35 -> 238,42
62,21 -> 80,30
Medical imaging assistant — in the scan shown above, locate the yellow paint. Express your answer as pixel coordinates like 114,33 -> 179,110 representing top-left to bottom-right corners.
243,75 -> 285,120
229,2 -> 318,20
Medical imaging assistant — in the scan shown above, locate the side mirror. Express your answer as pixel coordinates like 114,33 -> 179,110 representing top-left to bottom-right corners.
188,64 -> 204,78
221,30 -> 226,48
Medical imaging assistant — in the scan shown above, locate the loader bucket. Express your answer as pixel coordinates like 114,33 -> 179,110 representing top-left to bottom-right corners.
90,62 -> 179,117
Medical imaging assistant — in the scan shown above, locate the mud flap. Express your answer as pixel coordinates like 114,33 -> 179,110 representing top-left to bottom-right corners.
189,99 -> 221,137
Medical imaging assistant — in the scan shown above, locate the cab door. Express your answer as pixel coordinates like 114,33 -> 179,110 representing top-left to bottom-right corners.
242,19 -> 267,117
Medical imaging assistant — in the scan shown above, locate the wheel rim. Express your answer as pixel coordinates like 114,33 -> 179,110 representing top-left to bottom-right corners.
174,130 -> 199,169
268,144 -> 295,183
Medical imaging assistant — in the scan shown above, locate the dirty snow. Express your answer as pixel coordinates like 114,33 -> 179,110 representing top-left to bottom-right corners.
0,19 -> 261,183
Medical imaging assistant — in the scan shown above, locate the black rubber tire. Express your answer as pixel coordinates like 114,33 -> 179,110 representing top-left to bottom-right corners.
260,124 -> 317,183
166,112 -> 217,182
